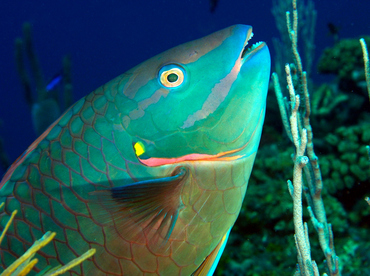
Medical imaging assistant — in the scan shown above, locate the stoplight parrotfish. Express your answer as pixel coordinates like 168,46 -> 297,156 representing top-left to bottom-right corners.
0,24 -> 270,275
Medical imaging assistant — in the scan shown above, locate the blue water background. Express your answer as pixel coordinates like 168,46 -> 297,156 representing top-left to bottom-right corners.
0,0 -> 368,175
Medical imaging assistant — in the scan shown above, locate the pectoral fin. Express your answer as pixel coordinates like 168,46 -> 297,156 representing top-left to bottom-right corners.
90,167 -> 187,243
193,228 -> 231,276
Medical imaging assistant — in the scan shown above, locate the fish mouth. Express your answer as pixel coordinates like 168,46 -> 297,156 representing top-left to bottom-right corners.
240,27 -> 266,64
138,147 -> 244,167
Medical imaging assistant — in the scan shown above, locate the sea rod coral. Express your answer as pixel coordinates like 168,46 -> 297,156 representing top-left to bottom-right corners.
271,1 -> 339,274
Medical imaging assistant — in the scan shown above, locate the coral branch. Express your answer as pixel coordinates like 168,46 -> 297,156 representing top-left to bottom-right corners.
272,73 -> 292,141
360,39 -> 370,208
273,0 -> 340,275
43,249 -> 96,276
285,64 -> 316,276
359,38 -> 370,101
0,207 -> 17,246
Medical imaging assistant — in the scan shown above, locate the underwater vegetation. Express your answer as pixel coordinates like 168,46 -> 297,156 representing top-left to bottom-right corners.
0,22 -> 73,174
0,22 -> 93,276
318,36 -> 370,94
1,0 -> 369,275
15,22 -> 73,136
218,0 -> 370,275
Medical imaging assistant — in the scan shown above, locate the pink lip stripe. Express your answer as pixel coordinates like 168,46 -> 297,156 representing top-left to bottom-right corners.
139,152 -> 244,166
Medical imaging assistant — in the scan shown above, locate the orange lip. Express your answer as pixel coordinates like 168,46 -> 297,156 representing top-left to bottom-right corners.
138,147 -> 245,167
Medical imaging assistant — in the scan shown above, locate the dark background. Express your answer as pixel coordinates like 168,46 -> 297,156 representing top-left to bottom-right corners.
0,0 -> 368,172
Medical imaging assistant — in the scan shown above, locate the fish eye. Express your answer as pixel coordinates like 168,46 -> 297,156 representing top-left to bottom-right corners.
158,64 -> 185,88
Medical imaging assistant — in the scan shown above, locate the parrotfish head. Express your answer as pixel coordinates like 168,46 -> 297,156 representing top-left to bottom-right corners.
116,24 -> 270,166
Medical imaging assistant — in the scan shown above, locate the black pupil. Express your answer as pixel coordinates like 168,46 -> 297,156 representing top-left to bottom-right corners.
167,73 -> 178,83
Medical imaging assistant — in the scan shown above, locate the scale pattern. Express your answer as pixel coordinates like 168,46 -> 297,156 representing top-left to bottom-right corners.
0,24 -> 270,275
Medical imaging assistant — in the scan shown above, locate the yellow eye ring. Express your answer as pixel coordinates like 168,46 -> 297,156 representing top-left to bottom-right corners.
159,65 -> 185,88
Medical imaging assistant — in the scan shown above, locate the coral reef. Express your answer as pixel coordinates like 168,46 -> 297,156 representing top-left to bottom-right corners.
1,7 -> 369,276
217,144 -> 348,275
218,3 -> 370,276
218,132 -> 370,275
322,123 -> 370,194
311,84 -> 348,117
318,36 -> 370,94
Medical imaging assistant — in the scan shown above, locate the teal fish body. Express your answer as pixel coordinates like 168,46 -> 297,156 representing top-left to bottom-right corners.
0,25 -> 270,275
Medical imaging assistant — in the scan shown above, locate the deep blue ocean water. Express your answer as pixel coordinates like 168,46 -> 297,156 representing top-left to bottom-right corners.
0,1 -> 369,275
0,0 -> 368,172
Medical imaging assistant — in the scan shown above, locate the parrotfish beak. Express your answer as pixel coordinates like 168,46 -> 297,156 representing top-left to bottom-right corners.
210,25 -> 271,161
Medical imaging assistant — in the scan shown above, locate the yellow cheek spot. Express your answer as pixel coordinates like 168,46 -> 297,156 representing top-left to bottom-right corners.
134,142 -> 145,157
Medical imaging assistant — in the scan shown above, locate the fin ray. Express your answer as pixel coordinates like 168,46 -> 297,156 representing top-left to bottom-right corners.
90,167 -> 187,245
